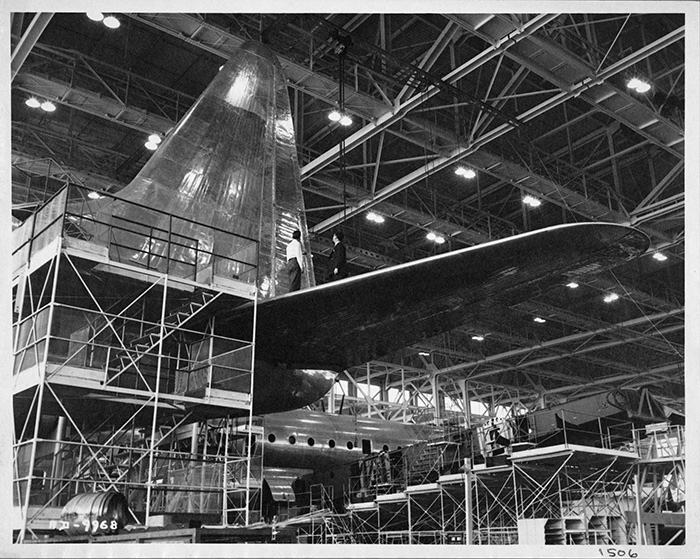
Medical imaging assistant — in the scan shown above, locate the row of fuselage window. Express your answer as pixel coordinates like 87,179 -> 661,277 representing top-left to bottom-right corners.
267,433 -> 390,453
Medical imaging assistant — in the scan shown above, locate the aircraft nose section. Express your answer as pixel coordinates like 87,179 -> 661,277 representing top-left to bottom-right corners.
252,364 -> 336,415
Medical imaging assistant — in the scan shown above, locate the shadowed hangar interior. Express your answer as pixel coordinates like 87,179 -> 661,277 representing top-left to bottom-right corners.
9,9 -> 688,548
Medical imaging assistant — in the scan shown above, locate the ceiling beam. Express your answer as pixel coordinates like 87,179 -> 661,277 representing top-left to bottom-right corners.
309,26 -> 684,234
432,309 -> 684,379
11,12 -> 54,81
300,14 -> 559,179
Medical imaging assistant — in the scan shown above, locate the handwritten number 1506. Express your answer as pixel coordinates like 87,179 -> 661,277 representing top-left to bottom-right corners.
598,549 -> 638,558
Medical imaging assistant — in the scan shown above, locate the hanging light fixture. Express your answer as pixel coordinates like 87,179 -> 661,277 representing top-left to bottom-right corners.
145,133 -> 162,151
426,232 -> 445,244
87,12 -> 120,29
25,97 -> 57,112
103,16 -> 121,29
366,211 -> 385,224
522,194 -> 541,208
328,33 -> 353,127
455,166 -> 476,179
627,77 -> 651,93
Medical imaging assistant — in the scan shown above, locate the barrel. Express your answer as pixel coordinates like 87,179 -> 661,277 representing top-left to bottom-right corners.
59,491 -> 129,536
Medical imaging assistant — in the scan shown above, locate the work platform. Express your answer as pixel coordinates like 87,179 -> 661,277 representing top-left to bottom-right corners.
12,183 -> 263,541
341,431 -> 684,546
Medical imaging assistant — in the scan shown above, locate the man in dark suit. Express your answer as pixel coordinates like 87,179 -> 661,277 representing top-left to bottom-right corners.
329,230 -> 348,281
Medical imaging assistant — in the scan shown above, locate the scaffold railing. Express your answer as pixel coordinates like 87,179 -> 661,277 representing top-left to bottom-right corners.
13,182 -> 259,286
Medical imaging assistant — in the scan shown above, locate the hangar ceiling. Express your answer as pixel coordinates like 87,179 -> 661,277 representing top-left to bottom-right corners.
9,12 -> 685,417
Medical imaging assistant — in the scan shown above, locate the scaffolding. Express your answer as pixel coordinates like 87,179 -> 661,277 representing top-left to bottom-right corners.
340,407 -> 684,547
344,473 -> 470,544
625,422 -> 685,545
502,445 -> 638,545
12,183 -> 261,541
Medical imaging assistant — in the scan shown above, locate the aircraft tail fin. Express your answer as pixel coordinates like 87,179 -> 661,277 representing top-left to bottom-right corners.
105,41 -> 313,296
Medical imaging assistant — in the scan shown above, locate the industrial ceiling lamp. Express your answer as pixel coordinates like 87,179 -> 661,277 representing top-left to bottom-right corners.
627,77 -> 651,94
40,100 -> 57,112
86,12 -> 120,29
103,16 -> 121,29
145,133 -> 162,151
26,97 -> 57,112
426,231 -> 446,244
328,33 -> 353,127
522,194 -> 541,208
366,211 -> 385,224
455,166 -> 476,179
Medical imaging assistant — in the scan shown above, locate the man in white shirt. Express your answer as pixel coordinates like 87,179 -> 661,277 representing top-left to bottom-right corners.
286,229 -> 304,292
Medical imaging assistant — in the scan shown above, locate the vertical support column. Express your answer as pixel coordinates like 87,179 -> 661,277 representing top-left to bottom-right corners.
347,375 -> 357,417
401,368 -> 407,422
144,276 -> 169,526
244,280 -> 260,525
464,463 -> 473,545
366,363 -> 372,418
223,416 -> 231,525
431,373 -> 440,425
407,493 -> 413,545
49,416 -> 66,499
189,423 -> 199,457
207,315 -> 215,391
190,422 -> 199,515
634,466 -> 646,545
460,379 -> 471,429
327,381 -> 335,414
17,246 -> 61,543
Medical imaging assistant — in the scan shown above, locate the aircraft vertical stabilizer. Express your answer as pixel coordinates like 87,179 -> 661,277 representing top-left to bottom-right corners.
108,41 -> 313,296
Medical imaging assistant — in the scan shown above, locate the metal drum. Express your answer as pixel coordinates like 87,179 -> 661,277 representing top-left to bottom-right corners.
59,491 -> 129,536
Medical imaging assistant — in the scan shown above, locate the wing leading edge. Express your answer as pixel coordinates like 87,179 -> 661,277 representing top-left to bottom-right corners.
216,223 -> 649,370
